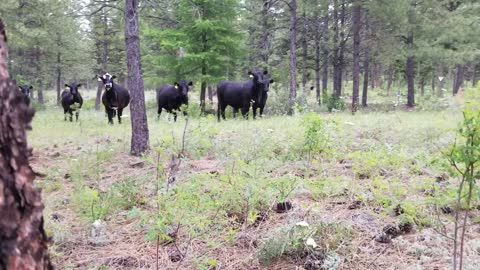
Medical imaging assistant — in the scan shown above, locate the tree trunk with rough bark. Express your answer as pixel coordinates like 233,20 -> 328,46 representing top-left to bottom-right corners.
321,15 -> 329,97
453,64 -> 465,95
351,1 -> 361,113
95,12 -> 109,111
406,32 -> 415,107
301,8 -> 308,93
0,18 -> 53,270
314,3 -> 321,104
125,0 -> 149,156
288,0 -> 297,115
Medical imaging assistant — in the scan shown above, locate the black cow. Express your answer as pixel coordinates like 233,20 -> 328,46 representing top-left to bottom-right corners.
97,73 -> 131,124
156,80 -> 193,122
217,70 -> 271,121
61,82 -> 83,122
252,73 -> 274,118
18,85 -> 33,106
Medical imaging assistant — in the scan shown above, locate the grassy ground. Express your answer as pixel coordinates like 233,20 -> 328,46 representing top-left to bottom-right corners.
28,89 -> 480,270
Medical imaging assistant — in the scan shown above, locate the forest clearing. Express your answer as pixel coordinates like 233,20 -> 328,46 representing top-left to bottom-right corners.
0,0 -> 479,269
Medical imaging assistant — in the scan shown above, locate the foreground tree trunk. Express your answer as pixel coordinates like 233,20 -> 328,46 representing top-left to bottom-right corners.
351,1 -> 361,113
0,18 -> 53,269
288,0 -> 297,115
125,0 -> 149,155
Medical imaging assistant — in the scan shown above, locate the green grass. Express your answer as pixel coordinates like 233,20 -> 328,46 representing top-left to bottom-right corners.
30,88 -> 480,269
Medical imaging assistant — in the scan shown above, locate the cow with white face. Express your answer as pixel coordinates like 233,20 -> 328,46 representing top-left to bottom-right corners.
97,73 -> 131,124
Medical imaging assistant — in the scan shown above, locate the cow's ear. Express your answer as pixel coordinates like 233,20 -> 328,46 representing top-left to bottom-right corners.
270,79 -> 274,84
174,82 -> 179,89
29,85 -> 33,90
248,71 -> 254,78
64,84 -> 70,88
97,75 -> 103,82
111,75 -> 117,80
188,81 -> 193,86
77,84 -> 83,88
263,70 -> 268,75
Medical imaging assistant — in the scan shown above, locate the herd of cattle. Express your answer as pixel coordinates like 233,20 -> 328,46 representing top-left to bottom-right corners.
17,69 -> 274,124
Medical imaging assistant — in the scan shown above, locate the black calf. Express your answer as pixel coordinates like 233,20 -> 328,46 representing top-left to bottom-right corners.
97,73 -> 131,124
157,80 -> 193,122
61,82 -> 83,122
18,85 -> 33,106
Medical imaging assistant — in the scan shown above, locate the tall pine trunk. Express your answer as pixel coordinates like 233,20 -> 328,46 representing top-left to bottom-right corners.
361,12 -> 369,107
56,51 -> 62,105
125,0 -> 149,156
301,8 -> 308,93
314,3 -> 321,104
332,0 -> 340,97
95,12 -> 108,111
321,15 -> 329,97
288,0 -> 297,115
453,64 -> 465,95
472,64 -> 478,87
0,18 -> 53,269
200,32 -> 207,114
387,65 -> 394,95
351,1 -> 361,113
406,32 -> 415,107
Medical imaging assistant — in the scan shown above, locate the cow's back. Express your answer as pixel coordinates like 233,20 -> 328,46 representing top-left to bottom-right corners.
157,84 -> 180,110
217,80 -> 251,109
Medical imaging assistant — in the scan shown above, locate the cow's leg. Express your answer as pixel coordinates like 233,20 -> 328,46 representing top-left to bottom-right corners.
259,106 -> 265,117
69,109 -> 73,122
64,109 -> 68,121
106,108 -> 114,125
173,111 -> 178,122
217,103 -> 221,122
157,107 -> 162,120
252,106 -> 257,120
118,108 -> 123,124
75,110 -> 79,122
221,104 -> 227,120
241,105 -> 249,120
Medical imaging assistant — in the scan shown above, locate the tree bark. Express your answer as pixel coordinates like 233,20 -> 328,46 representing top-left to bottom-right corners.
387,65 -> 394,95
472,64 -> 477,87
259,0 -> 272,65
314,2 -> 321,104
453,64 -> 465,95
321,15 -> 329,97
288,0 -> 297,115
56,50 -> 61,105
362,12 -> 369,107
438,64 -> 445,97
0,18 -> 53,270
406,32 -> 415,107
125,0 -> 149,156
301,8 -> 308,93
200,32 -> 207,114
351,1 -> 361,113
95,11 -> 109,111
207,85 -> 213,102
332,0 -> 339,97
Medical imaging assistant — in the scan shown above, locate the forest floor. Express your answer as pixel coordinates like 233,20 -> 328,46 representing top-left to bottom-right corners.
28,90 -> 480,270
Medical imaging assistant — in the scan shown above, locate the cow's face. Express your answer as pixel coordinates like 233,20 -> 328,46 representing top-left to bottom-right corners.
248,70 -> 273,102
97,73 -> 117,91
18,85 -> 33,97
175,80 -> 193,98
65,82 -> 82,101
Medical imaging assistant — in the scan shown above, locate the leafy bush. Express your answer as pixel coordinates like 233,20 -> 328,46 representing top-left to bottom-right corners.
324,94 -> 346,112
257,221 -> 353,266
